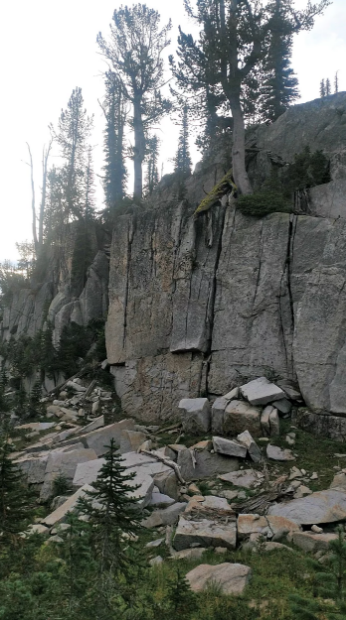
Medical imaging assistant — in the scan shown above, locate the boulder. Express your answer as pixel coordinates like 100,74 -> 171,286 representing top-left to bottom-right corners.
185,495 -> 233,514
261,407 -> 272,435
172,548 -> 207,560
212,436 -> 247,459
237,430 -> 262,463
150,490 -> 175,506
178,398 -> 211,434
223,387 -> 240,401
219,469 -> 264,489
292,532 -> 338,553
272,399 -> 292,415
186,563 -> 251,596
237,514 -> 301,539
82,419 -> 136,456
73,458 -> 105,487
211,397 -> 228,434
177,447 -> 239,480
268,489 -> 346,525
266,444 -> 295,461
269,409 -> 280,436
14,453 -> 49,484
43,484 -> 95,527
223,400 -> 262,437
330,472 -> 346,489
153,470 -> 180,501
41,448 -> 98,500
143,502 -> 187,528
127,470 -> 154,508
26,523 -> 50,537
174,516 -> 237,550
240,377 -> 285,406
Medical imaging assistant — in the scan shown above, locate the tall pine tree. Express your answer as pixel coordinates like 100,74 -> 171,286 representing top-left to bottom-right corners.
146,135 -> 160,195
260,0 -> 300,122
174,105 -> 192,178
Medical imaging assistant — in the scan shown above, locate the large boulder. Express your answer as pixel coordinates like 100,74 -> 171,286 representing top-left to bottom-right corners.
212,436 -> 247,459
292,531 -> 338,553
177,447 -> 239,480
268,489 -> 346,525
174,516 -> 237,551
186,563 -> 251,595
40,448 -> 98,500
178,398 -> 211,434
82,419 -> 136,456
223,400 -> 262,437
240,377 -> 286,406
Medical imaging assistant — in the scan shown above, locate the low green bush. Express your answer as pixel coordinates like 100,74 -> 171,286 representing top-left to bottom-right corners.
237,190 -> 291,216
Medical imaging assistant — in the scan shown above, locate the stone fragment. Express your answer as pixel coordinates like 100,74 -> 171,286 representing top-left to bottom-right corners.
223,387 -> 240,401
292,532 -> 338,553
215,546 -> 228,554
177,447 -> 239,480
66,381 -> 86,392
16,422 -> 56,433
217,490 -> 239,501
294,485 -> 313,499
261,406 -> 272,435
262,542 -> 294,553
289,466 -> 302,480
43,484 -> 95,527
268,489 -> 346,525
26,524 -> 50,536
149,556 -> 163,566
150,490 -> 175,506
51,523 -> 71,535
266,444 -> 295,461
121,430 -> 148,452
82,419 -> 136,456
269,409 -> 280,436
92,400 -> 101,415
312,525 -> 323,533
272,399 -> 292,415
212,436 -> 247,459
178,398 -> 211,434
240,377 -> 285,406
211,398 -> 228,434
142,502 -> 187,528
237,430 -> 262,463
223,400 -> 262,437
330,472 -> 346,489
186,563 -> 251,596
46,405 -> 62,418
174,517 -> 237,551
73,458 -> 105,486
41,448 -> 98,500
185,495 -> 233,514
14,453 -> 49,484
218,469 -> 264,489
237,514 -> 301,539
153,446 -> 177,461
172,548 -> 206,560
153,470 -> 180,501
146,538 -> 165,549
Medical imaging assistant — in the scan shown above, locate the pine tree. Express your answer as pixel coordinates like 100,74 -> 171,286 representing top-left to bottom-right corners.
320,78 -> 326,98
49,88 -> 93,221
260,0 -> 300,122
84,146 -> 96,219
335,71 -> 339,93
101,71 -> 127,214
98,5 -> 172,199
326,78 -> 331,96
0,437 -> 35,543
146,135 -> 160,196
174,105 -> 192,178
77,439 -> 143,574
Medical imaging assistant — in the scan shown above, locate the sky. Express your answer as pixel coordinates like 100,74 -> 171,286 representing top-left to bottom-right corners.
0,0 -> 345,260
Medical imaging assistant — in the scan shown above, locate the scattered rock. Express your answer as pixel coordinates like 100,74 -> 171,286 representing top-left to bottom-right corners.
150,490 -> 175,506
212,436 -> 247,459
26,524 -> 50,537
223,400 -> 262,437
272,399 -> 292,415
217,489 -> 239,501
266,444 -> 295,461
177,447 -> 239,480
186,563 -> 251,596
294,485 -> 313,499
311,525 -> 323,533
149,556 -> 163,567
330,472 -> 346,489
223,387 -> 240,401
43,484 -> 95,527
269,409 -> 280,436
172,548 -> 207,560
174,516 -> 237,551
268,489 -> 346,525
82,419 -> 136,456
153,470 -> 180,501
146,538 -> 165,549
40,448 -> 98,500
218,469 -> 264,489
292,532 -> 338,553
211,398 -> 228,434
237,430 -> 262,463
240,377 -> 285,406
143,503 -> 187,529
178,398 -> 211,434
237,514 -> 300,539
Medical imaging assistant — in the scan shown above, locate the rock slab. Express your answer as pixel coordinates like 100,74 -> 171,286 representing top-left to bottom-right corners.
173,516 -> 237,551
186,563 -> 251,595
179,398 -> 211,434
268,489 -> 346,525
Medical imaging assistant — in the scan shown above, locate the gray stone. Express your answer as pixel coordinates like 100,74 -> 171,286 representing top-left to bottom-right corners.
14,453 -> 49,484
143,502 -> 187,528
82,419 -> 136,456
26,524 -> 50,536
237,430 -> 262,463
212,436 -> 247,459
177,447 -> 239,480
223,387 -> 239,400
174,516 -> 237,551
150,491 -> 175,506
211,397 -> 228,434
269,409 -> 280,436
240,377 -> 285,406
65,381 -> 86,392
268,489 -> 346,525
186,563 -> 251,595
272,399 -> 292,415
292,532 -> 338,553
153,470 -> 180,501
261,406 -> 272,436
178,398 -> 211,434
172,548 -> 207,560
149,556 -> 163,566
43,485 -> 95,527
92,400 -> 101,415
223,400 -> 262,437
41,448 -> 98,500
266,444 -> 295,461
237,514 -> 301,539
218,469 -> 264,489
73,458 -> 105,487
146,538 -> 165,549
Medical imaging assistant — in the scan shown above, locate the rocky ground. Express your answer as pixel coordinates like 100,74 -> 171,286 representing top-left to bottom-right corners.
8,374 -> 346,604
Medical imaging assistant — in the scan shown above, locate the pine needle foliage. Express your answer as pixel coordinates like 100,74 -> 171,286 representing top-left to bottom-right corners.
0,437 -> 35,543
77,439 -> 143,574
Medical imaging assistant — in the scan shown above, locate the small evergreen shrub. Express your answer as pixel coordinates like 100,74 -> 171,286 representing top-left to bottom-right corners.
285,146 -> 330,192
237,190 -> 291,216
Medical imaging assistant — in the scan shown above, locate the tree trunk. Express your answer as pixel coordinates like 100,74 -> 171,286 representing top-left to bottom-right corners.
39,141 -> 52,246
229,95 -> 253,195
133,98 -> 145,200
26,143 -> 39,253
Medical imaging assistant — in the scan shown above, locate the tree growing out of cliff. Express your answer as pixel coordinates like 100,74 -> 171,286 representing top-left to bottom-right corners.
49,87 -> 94,221
172,0 -> 332,195
174,105 -> 192,178
260,0 -> 300,122
146,134 -> 160,195
97,4 -> 172,200
101,71 -> 127,214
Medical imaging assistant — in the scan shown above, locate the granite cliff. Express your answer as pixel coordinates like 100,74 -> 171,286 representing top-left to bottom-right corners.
3,92 -> 346,433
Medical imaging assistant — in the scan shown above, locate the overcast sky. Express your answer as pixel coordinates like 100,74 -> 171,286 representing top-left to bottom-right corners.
0,0 -> 345,260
